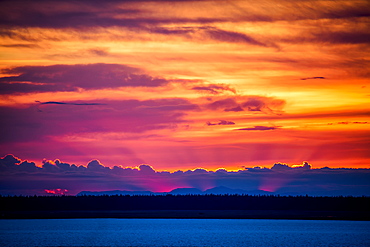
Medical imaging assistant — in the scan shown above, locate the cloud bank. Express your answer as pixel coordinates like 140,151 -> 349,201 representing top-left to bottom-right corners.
1,154 -> 369,197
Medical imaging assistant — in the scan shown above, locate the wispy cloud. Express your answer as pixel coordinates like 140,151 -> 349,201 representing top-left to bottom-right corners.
206,97 -> 285,114
235,126 -> 279,131
328,121 -> 369,125
192,84 -> 236,94
0,64 -> 168,94
300,77 -> 326,80
36,101 -> 105,106
206,120 -> 235,126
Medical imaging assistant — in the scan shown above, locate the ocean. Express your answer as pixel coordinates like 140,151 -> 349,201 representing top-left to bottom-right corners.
1,218 -> 369,246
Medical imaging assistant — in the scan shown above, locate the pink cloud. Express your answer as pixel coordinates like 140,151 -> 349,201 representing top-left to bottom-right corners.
44,188 -> 68,195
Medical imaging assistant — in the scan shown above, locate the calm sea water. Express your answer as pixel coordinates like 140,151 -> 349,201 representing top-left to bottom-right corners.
1,218 -> 369,246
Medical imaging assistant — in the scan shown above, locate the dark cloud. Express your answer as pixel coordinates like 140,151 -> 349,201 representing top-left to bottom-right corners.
284,30 -> 370,46
202,27 -> 272,47
241,97 -> 285,113
270,163 -> 291,171
0,63 -> 168,94
300,77 -> 326,80
0,1 -> 145,29
235,126 -> 279,131
352,121 -> 368,124
138,164 -> 156,174
315,31 -> 370,45
2,0 -> 367,48
206,120 -> 235,126
192,84 -> 236,94
241,98 -> 267,112
0,154 -> 21,169
207,96 -> 285,114
270,162 -> 311,171
1,0 -> 368,30
207,98 -> 240,111
1,155 -> 369,196
225,106 -> 244,112
151,26 -> 273,46
0,44 -> 39,48
36,101 -> 106,106
2,0 -> 268,48
0,1 -> 229,32
87,160 -> 105,170
319,3 -> 370,20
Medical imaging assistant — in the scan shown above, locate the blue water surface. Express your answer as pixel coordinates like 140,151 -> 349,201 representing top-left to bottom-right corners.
1,218 -> 369,246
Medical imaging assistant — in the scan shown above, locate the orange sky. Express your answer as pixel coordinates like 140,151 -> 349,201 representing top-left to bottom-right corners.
0,0 -> 369,170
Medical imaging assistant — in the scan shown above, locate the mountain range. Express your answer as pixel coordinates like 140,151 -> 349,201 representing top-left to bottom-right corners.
77,186 -> 274,196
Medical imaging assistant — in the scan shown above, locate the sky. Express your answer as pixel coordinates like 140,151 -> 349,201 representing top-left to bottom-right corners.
0,0 -> 369,186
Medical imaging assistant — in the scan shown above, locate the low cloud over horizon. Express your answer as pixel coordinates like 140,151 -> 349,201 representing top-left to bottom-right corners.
1,154 -> 369,197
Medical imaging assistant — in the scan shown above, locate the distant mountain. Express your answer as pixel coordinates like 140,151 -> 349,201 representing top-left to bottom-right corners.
77,190 -> 156,196
77,187 -> 275,196
204,186 -> 247,194
204,186 -> 275,195
242,190 -> 275,196
168,188 -> 203,195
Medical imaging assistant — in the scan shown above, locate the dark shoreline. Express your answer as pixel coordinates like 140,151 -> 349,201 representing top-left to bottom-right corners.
2,195 -> 369,220
2,210 -> 370,221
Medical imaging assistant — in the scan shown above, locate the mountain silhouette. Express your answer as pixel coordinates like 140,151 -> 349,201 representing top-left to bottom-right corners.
77,187 -> 275,196
169,188 -> 203,195
77,190 -> 156,196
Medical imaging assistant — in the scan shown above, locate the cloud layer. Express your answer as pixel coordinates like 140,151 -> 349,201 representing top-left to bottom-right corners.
1,155 -> 369,196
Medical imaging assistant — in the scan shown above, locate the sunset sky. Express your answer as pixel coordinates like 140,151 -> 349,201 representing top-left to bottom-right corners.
1,0 -> 369,175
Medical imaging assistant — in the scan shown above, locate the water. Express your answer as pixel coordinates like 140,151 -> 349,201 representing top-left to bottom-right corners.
1,219 -> 369,246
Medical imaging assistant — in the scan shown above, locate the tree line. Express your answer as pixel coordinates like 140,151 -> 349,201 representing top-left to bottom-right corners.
1,194 -> 369,211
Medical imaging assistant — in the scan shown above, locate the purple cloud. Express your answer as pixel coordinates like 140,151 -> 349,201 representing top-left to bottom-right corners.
192,84 -> 236,94
0,98 -> 198,143
202,27 -> 271,47
236,126 -> 279,131
0,1 -> 144,29
207,98 -> 240,111
36,101 -> 105,107
224,106 -> 244,112
314,31 -> 370,45
300,77 -> 326,80
241,97 -> 285,113
152,26 -> 274,46
207,96 -> 285,114
0,1 -> 273,46
0,63 -> 168,94
206,120 -> 235,126
1,0 -> 368,30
